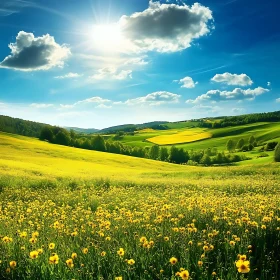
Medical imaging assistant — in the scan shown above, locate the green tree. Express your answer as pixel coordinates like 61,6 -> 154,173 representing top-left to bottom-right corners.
159,147 -> 169,161
274,143 -> 280,162
91,135 -> 106,151
169,146 -> 179,163
236,138 -> 245,150
226,139 -> 235,152
249,135 -> 255,144
39,126 -> 54,142
54,130 -> 71,146
200,154 -> 211,166
149,145 -> 160,160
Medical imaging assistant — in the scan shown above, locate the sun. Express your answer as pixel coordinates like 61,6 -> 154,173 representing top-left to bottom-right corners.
91,23 -> 124,52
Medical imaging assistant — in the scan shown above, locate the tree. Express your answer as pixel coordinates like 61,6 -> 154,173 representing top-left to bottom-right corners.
39,126 -> 54,142
159,147 -> 169,161
149,145 -> 160,160
200,154 -> 211,166
249,135 -> 255,144
169,146 -> 180,163
54,130 -> 71,146
275,143 -> 280,162
226,139 -> 235,152
91,135 -> 106,151
236,138 -> 245,150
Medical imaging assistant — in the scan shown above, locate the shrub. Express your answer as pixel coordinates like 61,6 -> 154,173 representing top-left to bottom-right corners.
275,143 -> 280,162
265,142 -> 278,151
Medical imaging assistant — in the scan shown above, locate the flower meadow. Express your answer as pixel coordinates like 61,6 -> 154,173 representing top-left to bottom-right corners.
0,172 -> 280,280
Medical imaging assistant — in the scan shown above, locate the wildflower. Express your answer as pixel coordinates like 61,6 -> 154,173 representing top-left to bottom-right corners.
82,248 -> 88,254
3,236 -> 13,243
198,260 -> 203,267
30,250 -> 39,259
29,237 -> 37,244
117,248 -> 125,256
71,252 -> 77,259
115,277 -> 122,280
236,260 -> 250,273
66,258 -> 74,268
170,257 -> 178,265
9,261 -> 16,269
37,248 -> 43,254
49,254 -> 59,264
180,270 -> 190,279
140,236 -> 147,243
229,241 -> 236,246
164,236 -> 169,241
49,243 -> 55,249
101,251 -> 106,257
127,259 -> 135,265
71,231 -> 78,237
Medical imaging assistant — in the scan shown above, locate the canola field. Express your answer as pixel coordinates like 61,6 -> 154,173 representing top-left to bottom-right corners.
146,129 -> 212,145
0,132 -> 280,280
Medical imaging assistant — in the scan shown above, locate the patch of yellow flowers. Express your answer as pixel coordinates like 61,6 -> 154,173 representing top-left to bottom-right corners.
0,173 -> 280,279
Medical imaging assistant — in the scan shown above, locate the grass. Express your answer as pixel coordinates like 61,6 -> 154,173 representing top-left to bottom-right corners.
1,132 -> 280,279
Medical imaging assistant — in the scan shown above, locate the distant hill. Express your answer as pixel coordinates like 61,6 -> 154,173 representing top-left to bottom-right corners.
65,127 -> 99,134
99,121 -> 168,134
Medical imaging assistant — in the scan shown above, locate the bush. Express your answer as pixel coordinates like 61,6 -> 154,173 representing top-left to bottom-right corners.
265,141 -> 278,151
257,152 -> 269,158
275,143 -> 280,162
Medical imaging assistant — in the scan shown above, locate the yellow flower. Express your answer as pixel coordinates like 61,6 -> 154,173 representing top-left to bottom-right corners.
49,243 -> 55,250
9,261 -> 16,269
229,240 -> 236,246
117,248 -> 125,256
164,236 -> 169,241
71,231 -> 78,237
30,250 -> 39,259
71,252 -> 77,259
101,251 -> 106,257
236,260 -> 250,273
140,236 -> 147,243
66,258 -> 74,268
37,248 -> 43,254
82,248 -> 88,254
239,255 -> 247,261
180,270 -> 190,280
115,277 -> 122,280
127,259 -> 135,265
3,236 -> 13,243
49,253 -> 59,264
198,260 -> 203,267
170,257 -> 178,265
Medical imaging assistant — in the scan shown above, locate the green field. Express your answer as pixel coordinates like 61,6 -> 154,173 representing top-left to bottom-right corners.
1,132 -> 280,280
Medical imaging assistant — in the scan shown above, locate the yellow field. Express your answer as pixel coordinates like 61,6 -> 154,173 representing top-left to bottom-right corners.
0,132 -> 280,280
137,128 -> 156,133
147,129 -> 212,145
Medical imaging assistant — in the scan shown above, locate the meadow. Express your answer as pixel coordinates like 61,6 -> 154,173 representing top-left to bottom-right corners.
0,132 -> 280,279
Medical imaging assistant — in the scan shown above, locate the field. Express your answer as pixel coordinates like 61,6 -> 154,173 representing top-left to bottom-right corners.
0,132 -> 280,279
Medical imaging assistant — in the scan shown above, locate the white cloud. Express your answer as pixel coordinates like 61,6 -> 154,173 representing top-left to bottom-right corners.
91,67 -> 132,80
231,108 -> 246,114
96,104 -> 112,109
267,81 -> 271,87
60,96 -> 111,109
124,57 -> 149,65
118,1 -> 213,53
125,91 -> 180,106
276,98 -> 280,103
211,72 -> 253,86
177,76 -> 197,88
55,72 -> 82,79
187,87 -> 269,103
0,31 -> 71,71
30,103 -> 54,108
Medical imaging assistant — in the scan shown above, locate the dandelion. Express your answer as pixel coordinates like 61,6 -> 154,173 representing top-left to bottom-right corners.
170,257 -> 178,265
180,270 -> 189,280
66,258 -> 74,268
236,260 -> 250,273
127,259 -> 135,265
9,261 -> 16,269
30,250 -> 39,259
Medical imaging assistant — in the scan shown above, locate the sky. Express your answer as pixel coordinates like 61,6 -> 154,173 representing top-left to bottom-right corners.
0,0 -> 279,129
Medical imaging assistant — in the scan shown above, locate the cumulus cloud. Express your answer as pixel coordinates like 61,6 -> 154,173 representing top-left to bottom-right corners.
96,104 -> 112,109
60,96 -> 111,109
30,103 -> 54,108
267,81 -> 271,87
55,72 -> 82,79
119,1 -> 213,53
124,57 -> 149,65
125,91 -> 180,106
91,67 -> 132,80
0,31 -> 71,71
177,76 -> 198,88
211,72 -> 253,86
187,87 -> 269,103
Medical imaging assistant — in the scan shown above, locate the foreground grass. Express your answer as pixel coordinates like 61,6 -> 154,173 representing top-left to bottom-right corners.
0,132 -> 280,279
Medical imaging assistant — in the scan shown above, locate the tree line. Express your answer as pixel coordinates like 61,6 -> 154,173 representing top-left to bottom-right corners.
40,125 -> 246,166
198,110 -> 280,129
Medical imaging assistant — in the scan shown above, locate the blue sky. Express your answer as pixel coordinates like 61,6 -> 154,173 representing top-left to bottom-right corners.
0,0 -> 279,128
